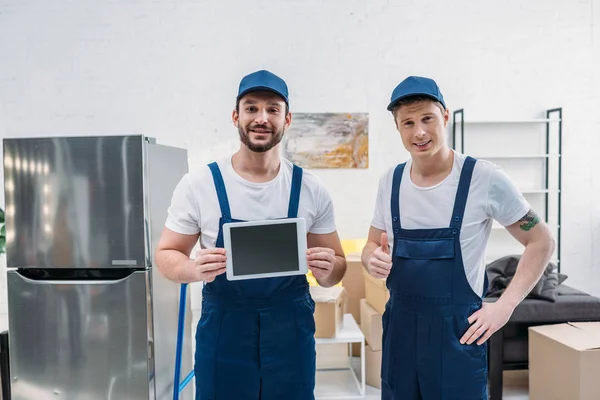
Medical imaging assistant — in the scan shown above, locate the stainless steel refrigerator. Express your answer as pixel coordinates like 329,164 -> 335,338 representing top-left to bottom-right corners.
3,135 -> 193,400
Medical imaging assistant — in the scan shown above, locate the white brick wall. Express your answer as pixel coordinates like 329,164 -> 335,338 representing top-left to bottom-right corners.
0,0 -> 598,335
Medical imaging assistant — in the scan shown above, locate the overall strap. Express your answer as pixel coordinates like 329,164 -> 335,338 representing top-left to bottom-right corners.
287,164 -> 303,218
207,162 -> 232,219
449,156 -> 477,231
390,163 -> 406,234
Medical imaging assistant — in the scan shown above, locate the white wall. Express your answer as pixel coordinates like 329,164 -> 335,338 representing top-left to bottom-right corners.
0,0 -> 599,297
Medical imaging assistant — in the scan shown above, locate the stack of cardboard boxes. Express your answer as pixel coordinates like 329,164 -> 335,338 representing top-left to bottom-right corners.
360,260 -> 389,389
343,252 -> 390,389
309,243 -> 391,390
310,284 -> 350,369
341,253 -> 365,356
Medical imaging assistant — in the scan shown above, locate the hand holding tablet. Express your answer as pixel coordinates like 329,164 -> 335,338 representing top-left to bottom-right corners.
194,248 -> 227,282
306,247 -> 336,280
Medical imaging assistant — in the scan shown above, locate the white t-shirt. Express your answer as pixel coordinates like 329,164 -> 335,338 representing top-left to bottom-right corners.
371,151 -> 530,296
165,156 -> 337,249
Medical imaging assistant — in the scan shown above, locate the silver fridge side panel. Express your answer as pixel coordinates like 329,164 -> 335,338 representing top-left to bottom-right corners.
145,141 -> 193,400
7,270 -> 152,400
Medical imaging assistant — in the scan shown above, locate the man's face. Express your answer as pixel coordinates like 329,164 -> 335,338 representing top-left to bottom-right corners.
394,100 -> 449,160
233,91 -> 291,153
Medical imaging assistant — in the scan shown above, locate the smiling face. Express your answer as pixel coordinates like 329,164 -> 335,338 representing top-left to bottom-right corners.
233,91 -> 291,153
393,97 -> 449,161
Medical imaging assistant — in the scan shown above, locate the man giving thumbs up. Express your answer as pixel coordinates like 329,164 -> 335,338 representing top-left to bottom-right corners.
360,76 -> 554,400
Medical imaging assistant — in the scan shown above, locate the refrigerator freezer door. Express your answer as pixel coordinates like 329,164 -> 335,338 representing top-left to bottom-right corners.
3,136 -> 147,269
7,269 -> 154,400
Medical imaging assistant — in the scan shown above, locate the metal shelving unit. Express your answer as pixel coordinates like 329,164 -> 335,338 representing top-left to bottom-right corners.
314,314 -> 366,399
451,108 -> 563,271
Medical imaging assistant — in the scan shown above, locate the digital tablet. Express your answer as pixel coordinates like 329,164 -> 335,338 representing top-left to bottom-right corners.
222,217 -> 308,281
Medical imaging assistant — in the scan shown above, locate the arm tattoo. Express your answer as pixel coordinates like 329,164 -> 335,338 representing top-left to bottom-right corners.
518,210 -> 540,231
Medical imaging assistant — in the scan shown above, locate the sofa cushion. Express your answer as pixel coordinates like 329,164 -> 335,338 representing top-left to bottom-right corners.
485,285 -> 600,323
557,284 -> 588,296
533,272 -> 568,302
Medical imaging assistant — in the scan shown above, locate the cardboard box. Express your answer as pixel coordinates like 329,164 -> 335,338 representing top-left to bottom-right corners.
342,253 -> 366,325
316,342 -> 350,369
365,344 -> 382,389
360,298 -> 383,351
342,253 -> 366,356
529,322 -> 600,400
310,285 -> 347,338
362,269 -> 390,315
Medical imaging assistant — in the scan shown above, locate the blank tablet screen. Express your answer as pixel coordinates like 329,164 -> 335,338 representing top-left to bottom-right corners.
229,222 -> 300,276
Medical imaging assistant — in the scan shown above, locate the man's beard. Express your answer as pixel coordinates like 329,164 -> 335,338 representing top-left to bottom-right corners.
238,124 -> 284,153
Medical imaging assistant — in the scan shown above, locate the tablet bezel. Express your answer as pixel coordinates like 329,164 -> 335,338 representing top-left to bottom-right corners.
222,217 -> 308,281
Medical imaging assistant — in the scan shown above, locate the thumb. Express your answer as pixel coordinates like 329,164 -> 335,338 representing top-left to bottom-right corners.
381,232 -> 390,255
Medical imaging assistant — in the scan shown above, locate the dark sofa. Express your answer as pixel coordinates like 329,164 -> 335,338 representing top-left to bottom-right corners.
484,284 -> 600,400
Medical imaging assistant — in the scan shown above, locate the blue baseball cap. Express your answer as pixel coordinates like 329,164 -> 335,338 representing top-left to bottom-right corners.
387,76 -> 446,111
237,70 -> 289,105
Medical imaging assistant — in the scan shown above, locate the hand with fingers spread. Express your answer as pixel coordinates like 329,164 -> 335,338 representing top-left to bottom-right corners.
306,247 -> 336,280
194,248 -> 227,282
460,301 -> 515,346
368,232 -> 393,279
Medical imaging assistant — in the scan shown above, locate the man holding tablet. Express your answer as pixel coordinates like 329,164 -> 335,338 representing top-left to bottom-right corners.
155,69 -> 347,400
362,76 -> 555,399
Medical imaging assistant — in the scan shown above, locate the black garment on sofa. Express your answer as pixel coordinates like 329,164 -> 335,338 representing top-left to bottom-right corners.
485,255 -> 568,301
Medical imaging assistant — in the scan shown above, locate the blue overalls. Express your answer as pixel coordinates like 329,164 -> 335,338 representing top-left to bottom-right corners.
382,156 -> 489,400
194,162 -> 316,400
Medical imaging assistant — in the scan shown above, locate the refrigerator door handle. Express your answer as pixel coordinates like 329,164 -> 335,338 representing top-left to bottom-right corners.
12,268 -> 143,285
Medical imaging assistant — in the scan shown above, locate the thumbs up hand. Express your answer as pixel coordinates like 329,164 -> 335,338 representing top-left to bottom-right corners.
380,232 -> 390,255
368,232 -> 393,279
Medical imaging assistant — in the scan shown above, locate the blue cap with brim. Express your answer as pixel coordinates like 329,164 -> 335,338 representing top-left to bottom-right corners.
237,70 -> 289,105
387,76 -> 446,111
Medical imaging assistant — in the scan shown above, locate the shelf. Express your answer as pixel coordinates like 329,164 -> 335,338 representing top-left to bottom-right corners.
315,314 -> 365,399
473,154 -> 560,159
491,223 -> 560,230
456,119 -> 561,124
454,108 -> 562,272
485,258 -> 560,265
521,189 -> 561,194
315,368 -> 365,399
476,188 -> 559,194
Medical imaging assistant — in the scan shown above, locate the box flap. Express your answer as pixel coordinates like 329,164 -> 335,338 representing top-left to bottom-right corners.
530,322 -> 600,351
568,322 -> 600,350
569,322 -> 600,335
310,285 -> 345,303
